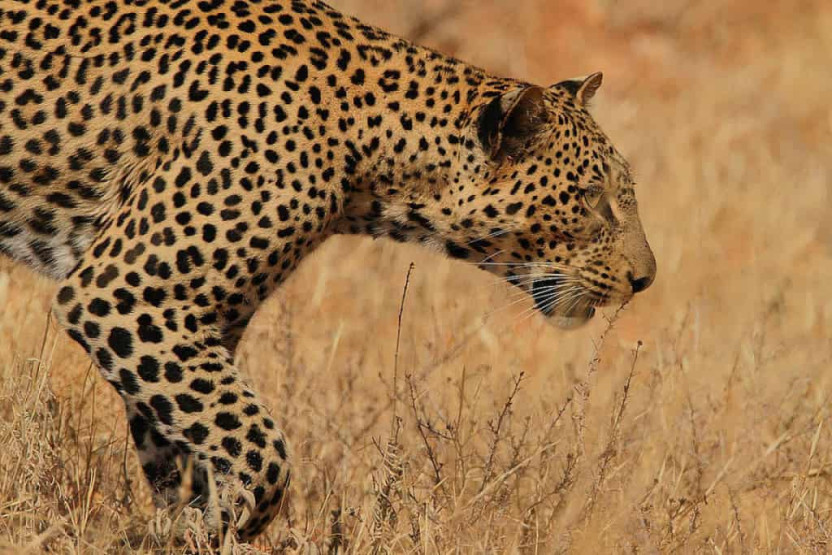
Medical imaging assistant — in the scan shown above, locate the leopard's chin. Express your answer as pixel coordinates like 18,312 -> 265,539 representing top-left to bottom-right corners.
549,304 -> 596,330
530,274 -> 597,330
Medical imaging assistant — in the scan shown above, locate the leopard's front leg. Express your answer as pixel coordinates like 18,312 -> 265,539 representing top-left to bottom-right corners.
46,160 -> 338,540
53,258 -> 291,539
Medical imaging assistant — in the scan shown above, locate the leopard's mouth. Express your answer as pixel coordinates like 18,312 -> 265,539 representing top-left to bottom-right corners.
531,274 -> 597,330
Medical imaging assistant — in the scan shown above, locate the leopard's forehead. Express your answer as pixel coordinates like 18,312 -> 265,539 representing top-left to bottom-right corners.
534,93 -> 632,186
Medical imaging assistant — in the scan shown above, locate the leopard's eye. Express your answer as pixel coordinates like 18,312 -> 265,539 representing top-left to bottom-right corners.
582,184 -> 604,210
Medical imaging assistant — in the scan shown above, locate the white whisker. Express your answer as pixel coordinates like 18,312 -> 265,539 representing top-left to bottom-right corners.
510,285 -> 584,324
538,287 -> 586,317
500,275 -> 583,297
502,274 -> 582,290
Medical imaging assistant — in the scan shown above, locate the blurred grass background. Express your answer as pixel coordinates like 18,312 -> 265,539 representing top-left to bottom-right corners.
1,0 -> 831,552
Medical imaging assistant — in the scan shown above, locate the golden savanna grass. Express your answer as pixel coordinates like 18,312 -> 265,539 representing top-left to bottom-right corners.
1,0 -> 831,552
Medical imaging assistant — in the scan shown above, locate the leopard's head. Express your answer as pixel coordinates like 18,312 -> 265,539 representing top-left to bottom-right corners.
453,73 -> 656,328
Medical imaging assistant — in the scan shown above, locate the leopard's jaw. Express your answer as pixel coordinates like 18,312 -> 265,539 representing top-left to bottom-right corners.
550,306 -> 597,329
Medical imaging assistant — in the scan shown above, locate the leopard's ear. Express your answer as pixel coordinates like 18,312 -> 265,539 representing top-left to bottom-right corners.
478,85 -> 547,162
554,72 -> 603,106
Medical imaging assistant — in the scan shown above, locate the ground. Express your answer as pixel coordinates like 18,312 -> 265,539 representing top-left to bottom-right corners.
1,0 -> 831,552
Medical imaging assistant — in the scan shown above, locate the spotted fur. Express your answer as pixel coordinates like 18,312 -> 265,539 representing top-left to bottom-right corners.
0,0 -> 655,540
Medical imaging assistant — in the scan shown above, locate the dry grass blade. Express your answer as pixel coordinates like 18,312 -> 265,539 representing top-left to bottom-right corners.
392,262 -> 415,428
370,419 -> 404,554
581,340 -> 641,524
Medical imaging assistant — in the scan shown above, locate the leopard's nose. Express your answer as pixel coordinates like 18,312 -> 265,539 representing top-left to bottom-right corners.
625,230 -> 657,295
629,272 -> 654,294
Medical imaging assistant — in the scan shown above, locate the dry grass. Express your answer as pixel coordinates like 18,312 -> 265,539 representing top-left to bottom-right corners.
1,0 -> 832,552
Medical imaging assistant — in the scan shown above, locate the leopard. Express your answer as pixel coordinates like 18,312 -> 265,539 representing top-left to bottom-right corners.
0,0 -> 656,541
